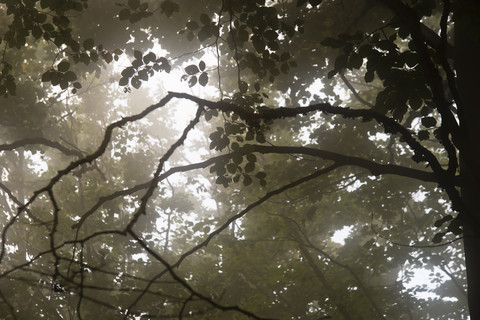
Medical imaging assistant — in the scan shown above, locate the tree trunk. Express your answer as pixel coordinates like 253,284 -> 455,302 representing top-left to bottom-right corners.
454,1 -> 480,318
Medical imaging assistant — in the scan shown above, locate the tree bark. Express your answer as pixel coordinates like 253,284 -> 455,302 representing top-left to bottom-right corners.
454,1 -> 480,318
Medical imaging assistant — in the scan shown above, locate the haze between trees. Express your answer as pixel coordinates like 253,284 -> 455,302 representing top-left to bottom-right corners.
0,0 -> 478,319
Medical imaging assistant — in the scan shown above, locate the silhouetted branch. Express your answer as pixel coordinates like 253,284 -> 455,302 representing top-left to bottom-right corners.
0,181 -> 47,225
129,229 -> 276,320
338,71 -> 374,108
125,105 -> 205,231
167,92 -> 446,180
0,93 -> 180,264
72,143 -> 457,231
0,137 -> 83,157
0,88 -> 467,319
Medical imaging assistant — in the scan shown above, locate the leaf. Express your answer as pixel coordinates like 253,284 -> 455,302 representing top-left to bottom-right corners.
133,50 -> 143,61
186,20 -> 199,31
129,12 -> 142,23
72,2 -> 83,11
309,0 -> 323,6
238,28 -> 249,42
139,2 -> 149,11
246,153 -> 256,162
121,66 -> 136,77
199,72 -> 208,86
69,40 -> 80,52
296,0 -> 308,6
204,109 -> 217,121
447,218 -> 463,235
227,163 -> 237,174
185,64 -> 200,75
83,38 -> 94,50
432,232 -> 445,243
41,70 -> 54,82
90,51 -> 99,62
358,44 -> 372,58
364,70 -> 374,83
243,174 -> 253,186
398,26 -> 410,39
50,72 -> 61,85
264,30 -> 278,41
418,130 -> 429,141
199,60 -> 206,71
157,57 -> 171,73
280,52 -> 290,61
64,71 -> 77,81
403,51 -> 418,67
334,54 -> 348,70
255,172 -> 266,179
128,0 -> 140,9
321,37 -> 345,48
252,36 -> 265,53
238,80 -> 248,93
143,52 -> 156,63
409,96 -> 423,110
119,77 -> 129,86
326,70 -> 336,80
59,79 -> 68,90
421,116 -> 437,128
349,53 -> 363,69
119,8 -> 130,20
233,153 -> 243,165
245,162 -> 255,173
131,76 -> 141,89
42,23 -> 54,32
188,75 -> 197,87
32,26 -> 43,39
198,26 -> 212,42
245,131 -> 255,141
160,0 -> 179,18
4,77 -> 15,94
256,132 -> 266,143
434,215 -> 453,227
132,59 -> 142,68
138,69 -> 148,81
200,13 -> 210,25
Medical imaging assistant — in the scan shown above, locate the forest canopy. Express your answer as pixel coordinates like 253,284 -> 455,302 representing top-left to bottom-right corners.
0,0 -> 478,319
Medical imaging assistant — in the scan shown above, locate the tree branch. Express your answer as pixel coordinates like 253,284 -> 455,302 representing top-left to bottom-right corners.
72,143 -> 452,231
0,137 -> 83,157
251,144 -> 454,184
338,71 -> 375,108
128,230 -> 275,320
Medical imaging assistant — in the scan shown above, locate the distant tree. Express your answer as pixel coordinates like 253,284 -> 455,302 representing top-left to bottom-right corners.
0,0 -> 477,319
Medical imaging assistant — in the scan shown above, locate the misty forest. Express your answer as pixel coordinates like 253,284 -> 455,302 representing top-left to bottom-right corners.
0,0 -> 478,319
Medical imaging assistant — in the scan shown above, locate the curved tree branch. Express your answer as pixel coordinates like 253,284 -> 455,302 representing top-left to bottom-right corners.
0,137 -> 83,157
71,143 -> 456,231
128,229 -> 275,320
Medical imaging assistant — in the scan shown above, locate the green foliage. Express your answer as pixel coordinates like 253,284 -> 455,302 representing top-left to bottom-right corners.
0,0 -> 476,319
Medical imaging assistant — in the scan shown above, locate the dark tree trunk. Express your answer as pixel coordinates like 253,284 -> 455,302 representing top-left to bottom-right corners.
454,1 -> 480,318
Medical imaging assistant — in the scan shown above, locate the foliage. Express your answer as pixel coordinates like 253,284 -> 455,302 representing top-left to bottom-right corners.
0,0 -> 477,319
